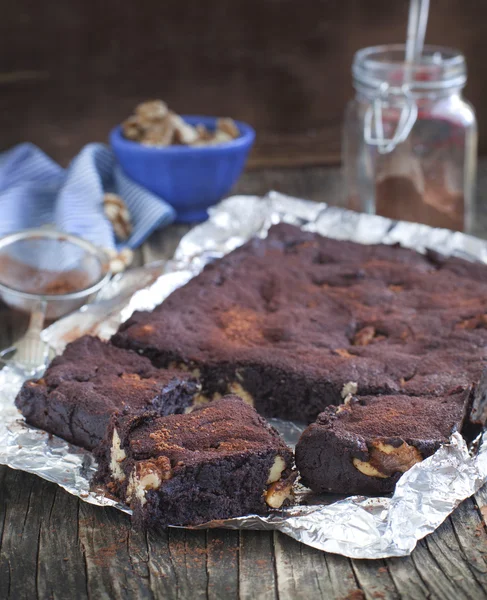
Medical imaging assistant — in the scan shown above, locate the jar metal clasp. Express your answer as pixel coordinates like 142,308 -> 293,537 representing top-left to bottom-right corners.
364,82 -> 418,154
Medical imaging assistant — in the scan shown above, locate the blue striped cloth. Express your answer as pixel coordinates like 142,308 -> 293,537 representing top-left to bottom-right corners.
0,143 -> 176,250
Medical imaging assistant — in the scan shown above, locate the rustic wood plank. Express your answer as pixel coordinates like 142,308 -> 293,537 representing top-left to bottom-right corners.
384,556 -> 430,600
449,497 -> 487,595
0,466 -> 10,600
165,529 -> 208,600
405,511 -> 486,600
273,531 -> 317,599
37,483 -> 89,600
324,553 -> 364,599
273,531 -> 361,599
351,559 -> 400,600
0,468 -> 56,600
77,503 -> 152,599
474,481 -> 487,526
127,526 -> 152,584
207,529 -> 239,600
239,531 -> 277,600
146,528 -> 178,600
422,514 -> 487,600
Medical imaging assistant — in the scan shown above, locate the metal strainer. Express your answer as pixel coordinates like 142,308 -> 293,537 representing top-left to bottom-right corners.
0,228 -> 110,375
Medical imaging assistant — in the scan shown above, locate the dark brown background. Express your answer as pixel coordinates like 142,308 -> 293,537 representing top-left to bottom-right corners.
1,0 -> 486,167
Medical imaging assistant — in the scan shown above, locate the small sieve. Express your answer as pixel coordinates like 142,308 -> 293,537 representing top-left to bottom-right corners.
0,228 -> 110,374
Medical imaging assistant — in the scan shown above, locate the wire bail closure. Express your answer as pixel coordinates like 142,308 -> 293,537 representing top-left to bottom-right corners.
364,82 -> 418,154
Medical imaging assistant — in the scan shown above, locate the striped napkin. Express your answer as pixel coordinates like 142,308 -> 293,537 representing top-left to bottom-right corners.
0,143 -> 176,250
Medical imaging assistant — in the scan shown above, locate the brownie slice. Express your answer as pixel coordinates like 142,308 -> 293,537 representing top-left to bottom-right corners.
295,388 -> 472,495
112,223 -> 487,423
95,396 -> 296,527
15,336 -> 199,450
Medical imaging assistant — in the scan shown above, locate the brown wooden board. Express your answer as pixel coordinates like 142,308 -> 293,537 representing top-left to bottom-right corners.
0,0 -> 486,167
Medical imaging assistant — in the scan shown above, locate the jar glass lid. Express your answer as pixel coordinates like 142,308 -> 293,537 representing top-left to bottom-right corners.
354,44 -> 467,154
353,44 -> 466,94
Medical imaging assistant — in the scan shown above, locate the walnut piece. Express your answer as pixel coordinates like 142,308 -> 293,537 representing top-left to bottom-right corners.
103,193 -> 132,241
334,348 -> 353,358
135,100 -> 169,122
142,118 -> 175,147
227,381 -> 254,406
104,247 -> 134,274
126,456 -> 172,506
110,428 -> 127,482
171,113 -> 199,145
352,440 -> 422,479
121,100 -> 241,147
267,455 -> 286,485
217,117 -> 240,139
122,115 -> 144,141
456,314 -> 487,330
341,381 -> 358,399
265,477 -> 295,508
353,326 -> 376,346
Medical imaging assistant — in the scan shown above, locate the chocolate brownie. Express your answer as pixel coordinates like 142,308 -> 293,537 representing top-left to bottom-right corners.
295,388 -> 473,495
112,223 -> 487,423
95,396 -> 296,527
15,336 -> 198,450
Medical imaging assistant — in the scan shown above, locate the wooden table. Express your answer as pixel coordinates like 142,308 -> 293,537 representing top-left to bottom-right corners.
1,166 -> 487,600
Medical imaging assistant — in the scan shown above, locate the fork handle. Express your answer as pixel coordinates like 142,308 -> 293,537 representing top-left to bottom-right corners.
25,300 -> 47,338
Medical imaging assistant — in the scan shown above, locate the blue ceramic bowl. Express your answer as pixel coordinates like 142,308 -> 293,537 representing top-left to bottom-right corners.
110,116 -> 255,223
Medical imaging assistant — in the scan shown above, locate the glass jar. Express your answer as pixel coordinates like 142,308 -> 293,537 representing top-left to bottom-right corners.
343,44 -> 477,233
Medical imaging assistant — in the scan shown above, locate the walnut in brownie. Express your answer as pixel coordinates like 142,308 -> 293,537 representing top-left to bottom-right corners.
15,336 -> 198,450
95,396 -> 296,527
295,388 -> 471,495
112,223 -> 487,423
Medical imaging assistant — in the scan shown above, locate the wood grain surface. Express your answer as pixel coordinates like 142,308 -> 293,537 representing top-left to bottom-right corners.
1,166 -> 487,599
1,464 -> 487,600
1,0 -> 486,167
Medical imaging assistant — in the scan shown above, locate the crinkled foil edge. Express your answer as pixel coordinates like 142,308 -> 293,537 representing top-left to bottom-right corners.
1,191 -> 486,559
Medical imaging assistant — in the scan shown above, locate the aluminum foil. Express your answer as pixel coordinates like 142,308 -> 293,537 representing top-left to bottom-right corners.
1,191 -> 487,560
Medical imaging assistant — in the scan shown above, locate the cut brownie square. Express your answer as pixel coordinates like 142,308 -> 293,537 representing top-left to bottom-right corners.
111,223 -> 487,423
95,396 -> 296,527
15,336 -> 199,450
295,388 -> 472,495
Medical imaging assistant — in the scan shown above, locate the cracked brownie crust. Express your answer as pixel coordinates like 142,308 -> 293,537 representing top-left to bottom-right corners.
95,396 -> 296,527
15,336 -> 198,450
112,223 -> 487,423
